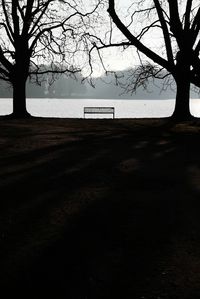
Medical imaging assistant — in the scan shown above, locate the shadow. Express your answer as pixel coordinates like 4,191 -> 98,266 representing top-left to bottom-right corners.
1,119 -> 200,298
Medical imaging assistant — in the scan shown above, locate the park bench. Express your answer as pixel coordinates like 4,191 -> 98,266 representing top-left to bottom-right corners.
84,107 -> 115,119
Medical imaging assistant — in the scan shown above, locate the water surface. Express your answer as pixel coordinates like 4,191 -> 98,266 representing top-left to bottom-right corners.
0,98 -> 200,118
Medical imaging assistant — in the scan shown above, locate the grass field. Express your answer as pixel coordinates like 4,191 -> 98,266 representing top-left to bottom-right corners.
1,117 -> 200,298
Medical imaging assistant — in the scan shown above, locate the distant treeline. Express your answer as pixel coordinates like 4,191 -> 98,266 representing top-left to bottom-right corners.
0,69 -> 199,99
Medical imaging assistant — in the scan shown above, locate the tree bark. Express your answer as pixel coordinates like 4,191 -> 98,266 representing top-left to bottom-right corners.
12,77 -> 31,118
171,76 -> 192,121
171,52 -> 193,121
11,38 -> 31,119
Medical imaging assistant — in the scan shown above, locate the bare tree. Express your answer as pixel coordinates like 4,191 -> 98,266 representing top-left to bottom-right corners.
90,0 -> 200,121
0,0 -> 101,118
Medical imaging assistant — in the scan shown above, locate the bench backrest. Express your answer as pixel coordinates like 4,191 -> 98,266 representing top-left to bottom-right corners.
84,107 -> 114,114
84,107 -> 115,118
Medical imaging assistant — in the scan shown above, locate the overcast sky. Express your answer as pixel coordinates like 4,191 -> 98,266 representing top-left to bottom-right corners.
89,0 -> 163,77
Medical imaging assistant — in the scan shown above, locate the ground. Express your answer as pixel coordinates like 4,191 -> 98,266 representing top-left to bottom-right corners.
1,117 -> 200,298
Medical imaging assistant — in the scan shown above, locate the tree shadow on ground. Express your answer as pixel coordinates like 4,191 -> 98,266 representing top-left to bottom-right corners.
1,119 -> 200,299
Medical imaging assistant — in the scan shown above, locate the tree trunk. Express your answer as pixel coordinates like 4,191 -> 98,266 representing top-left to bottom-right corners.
10,37 -> 31,119
12,77 -> 31,119
171,51 -> 193,121
171,76 -> 192,121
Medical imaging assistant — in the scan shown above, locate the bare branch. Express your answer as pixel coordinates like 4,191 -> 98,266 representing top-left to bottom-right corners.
153,0 -> 174,66
184,0 -> 193,31
107,0 -> 173,72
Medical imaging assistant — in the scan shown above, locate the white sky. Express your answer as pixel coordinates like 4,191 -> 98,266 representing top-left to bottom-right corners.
95,0 -> 200,78
88,0 -> 164,77
0,0 -> 168,78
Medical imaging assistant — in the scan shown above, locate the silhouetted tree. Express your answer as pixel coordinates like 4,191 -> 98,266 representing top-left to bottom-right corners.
0,0 -> 101,118
91,0 -> 200,120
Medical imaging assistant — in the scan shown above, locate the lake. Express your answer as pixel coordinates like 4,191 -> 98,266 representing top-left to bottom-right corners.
1,98 -> 200,118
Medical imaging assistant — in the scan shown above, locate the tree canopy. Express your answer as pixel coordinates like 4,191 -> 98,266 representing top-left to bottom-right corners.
90,0 -> 200,120
0,0 -> 102,117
